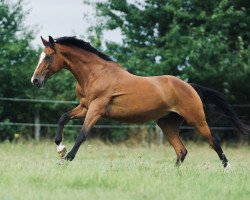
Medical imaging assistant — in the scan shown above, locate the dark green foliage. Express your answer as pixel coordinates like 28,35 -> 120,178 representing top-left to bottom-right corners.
0,0 -> 37,140
0,0 -> 78,141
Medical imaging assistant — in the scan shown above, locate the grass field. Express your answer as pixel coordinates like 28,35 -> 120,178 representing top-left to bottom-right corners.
0,141 -> 249,200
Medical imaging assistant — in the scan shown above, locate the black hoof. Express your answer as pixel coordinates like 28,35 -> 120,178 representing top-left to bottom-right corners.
223,161 -> 231,169
65,154 -> 75,161
175,160 -> 181,167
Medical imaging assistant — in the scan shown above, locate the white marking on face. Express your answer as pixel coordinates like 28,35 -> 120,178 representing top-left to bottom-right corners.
38,52 -> 46,66
31,52 -> 46,83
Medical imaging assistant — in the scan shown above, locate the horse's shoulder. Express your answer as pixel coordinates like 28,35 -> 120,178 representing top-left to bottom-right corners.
75,83 -> 85,98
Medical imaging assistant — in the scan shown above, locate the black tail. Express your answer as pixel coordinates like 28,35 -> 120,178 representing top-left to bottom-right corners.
190,83 -> 250,135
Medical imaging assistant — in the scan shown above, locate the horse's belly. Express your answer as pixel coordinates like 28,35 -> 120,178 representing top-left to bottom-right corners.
103,75 -> 177,123
104,97 -> 171,123
104,110 -> 170,123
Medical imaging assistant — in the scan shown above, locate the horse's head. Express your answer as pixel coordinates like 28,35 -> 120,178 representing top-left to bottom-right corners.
31,36 -> 64,87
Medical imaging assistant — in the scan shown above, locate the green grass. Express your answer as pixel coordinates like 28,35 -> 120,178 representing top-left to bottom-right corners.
0,141 -> 249,200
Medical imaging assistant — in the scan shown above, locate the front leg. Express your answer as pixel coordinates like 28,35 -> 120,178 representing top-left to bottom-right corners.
55,104 -> 87,146
64,100 -> 107,161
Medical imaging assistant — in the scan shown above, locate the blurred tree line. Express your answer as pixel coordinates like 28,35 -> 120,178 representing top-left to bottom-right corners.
0,0 -> 77,141
0,0 -> 249,142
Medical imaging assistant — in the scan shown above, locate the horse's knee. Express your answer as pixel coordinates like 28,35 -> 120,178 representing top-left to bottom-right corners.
58,113 -> 69,126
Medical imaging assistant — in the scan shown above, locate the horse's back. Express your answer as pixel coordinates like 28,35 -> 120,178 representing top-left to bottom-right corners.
146,75 -> 197,103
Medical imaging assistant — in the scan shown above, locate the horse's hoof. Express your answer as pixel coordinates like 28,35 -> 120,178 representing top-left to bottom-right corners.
57,144 -> 67,158
65,156 -> 74,161
57,159 -> 65,165
174,161 -> 181,167
57,159 -> 70,165
224,162 -> 232,171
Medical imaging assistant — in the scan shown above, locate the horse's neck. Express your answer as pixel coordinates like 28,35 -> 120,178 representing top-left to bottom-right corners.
61,47 -> 109,87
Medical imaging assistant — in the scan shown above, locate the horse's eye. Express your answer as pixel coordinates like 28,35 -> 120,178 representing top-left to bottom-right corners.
45,55 -> 51,60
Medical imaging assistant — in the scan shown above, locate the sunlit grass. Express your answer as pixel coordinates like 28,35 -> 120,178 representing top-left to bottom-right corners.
0,141 -> 249,200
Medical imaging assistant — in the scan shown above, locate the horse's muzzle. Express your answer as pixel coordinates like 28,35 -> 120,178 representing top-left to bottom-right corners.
31,76 -> 43,88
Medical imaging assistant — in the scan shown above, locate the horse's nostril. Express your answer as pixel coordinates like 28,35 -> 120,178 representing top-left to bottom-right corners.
33,78 -> 39,85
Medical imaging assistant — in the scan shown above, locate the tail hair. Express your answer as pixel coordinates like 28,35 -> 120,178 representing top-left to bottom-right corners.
191,83 -> 250,135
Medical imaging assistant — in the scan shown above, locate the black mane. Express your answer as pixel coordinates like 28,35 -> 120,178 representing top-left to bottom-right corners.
55,36 -> 112,61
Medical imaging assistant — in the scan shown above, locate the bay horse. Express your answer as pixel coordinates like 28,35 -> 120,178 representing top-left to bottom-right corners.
31,36 -> 249,168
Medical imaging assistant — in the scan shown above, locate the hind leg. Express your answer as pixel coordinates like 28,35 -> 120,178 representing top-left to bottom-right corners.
193,121 -> 230,168
176,94 -> 230,168
173,83 -> 230,168
157,113 -> 187,166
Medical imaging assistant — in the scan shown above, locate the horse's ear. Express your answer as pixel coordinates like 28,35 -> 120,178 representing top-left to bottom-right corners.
41,36 -> 49,47
48,36 -> 55,45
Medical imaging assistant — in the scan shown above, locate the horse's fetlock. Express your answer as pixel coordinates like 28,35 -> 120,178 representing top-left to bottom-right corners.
55,138 -> 61,146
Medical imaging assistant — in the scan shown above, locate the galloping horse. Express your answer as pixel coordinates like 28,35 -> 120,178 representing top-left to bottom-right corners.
31,36 -> 249,168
